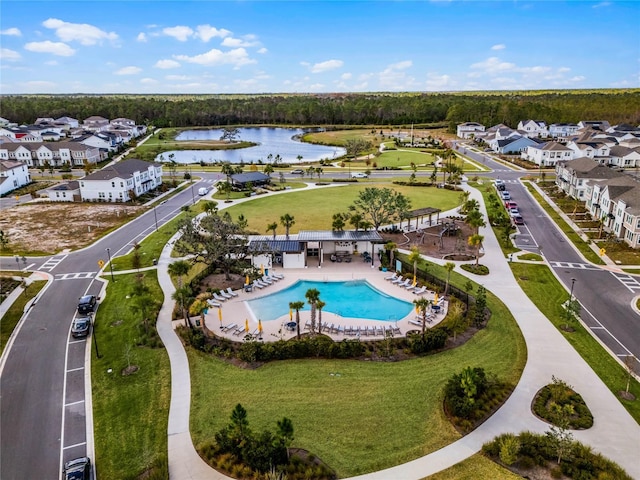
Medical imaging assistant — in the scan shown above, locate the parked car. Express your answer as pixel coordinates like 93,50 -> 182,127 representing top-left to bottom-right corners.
512,214 -> 524,225
71,317 -> 91,338
351,172 -> 368,178
494,179 -> 506,191
290,169 -> 304,174
505,201 -> 518,209
500,191 -> 511,200
77,295 -> 97,315
198,187 -> 208,196
509,207 -> 520,216
63,457 -> 91,480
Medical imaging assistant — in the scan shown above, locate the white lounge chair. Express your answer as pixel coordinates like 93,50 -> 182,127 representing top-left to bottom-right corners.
391,276 -> 405,285
261,276 -> 274,285
271,272 -> 284,280
221,323 -> 237,332
252,281 -> 264,289
397,279 -> 411,288
225,287 -> 239,297
409,319 -> 423,327
405,282 -> 418,290
207,299 -> 221,308
219,290 -> 233,299
384,272 -> 398,281
212,292 -> 227,302
413,286 -> 427,295
255,279 -> 269,288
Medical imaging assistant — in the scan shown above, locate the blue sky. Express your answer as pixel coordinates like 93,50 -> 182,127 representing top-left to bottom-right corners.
1,1 -> 638,94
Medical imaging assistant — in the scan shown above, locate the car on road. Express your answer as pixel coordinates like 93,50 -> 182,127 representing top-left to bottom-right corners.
290,169 -> 304,175
71,317 -> 91,338
494,179 -> 506,191
512,214 -> 524,225
77,295 -> 97,315
198,187 -> 208,196
63,456 -> 91,480
351,172 -> 369,178
505,201 -> 518,209
509,207 -> 520,216
500,191 -> 511,200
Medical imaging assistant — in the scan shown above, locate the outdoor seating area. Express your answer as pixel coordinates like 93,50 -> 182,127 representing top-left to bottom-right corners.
308,321 -> 401,338
385,273 -> 432,296
249,273 -> 285,291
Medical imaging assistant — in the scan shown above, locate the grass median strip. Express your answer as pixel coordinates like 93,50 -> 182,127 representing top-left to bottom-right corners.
0,280 -> 46,357
510,262 -> 640,422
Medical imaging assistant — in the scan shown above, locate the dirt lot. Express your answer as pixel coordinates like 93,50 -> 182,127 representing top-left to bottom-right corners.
0,203 -> 143,254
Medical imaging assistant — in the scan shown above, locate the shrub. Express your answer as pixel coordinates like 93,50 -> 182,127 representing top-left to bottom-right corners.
499,434 -> 520,466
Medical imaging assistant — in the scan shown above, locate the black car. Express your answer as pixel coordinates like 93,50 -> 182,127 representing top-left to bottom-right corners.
71,317 -> 91,338
77,295 -> 97,315
63,457 -> 91,480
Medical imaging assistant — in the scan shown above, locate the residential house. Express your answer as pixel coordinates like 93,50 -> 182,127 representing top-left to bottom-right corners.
56,116 -> 80,129
549,123 -> 579,138
607,145 -> 640,169
577,120 -> 611,132
456,122 -> 486,139
496,135 -> 541,154
521,141 -> 573,166
0,141 -> 101,167
0,117 -> 10,127
555,157 -> 623,200
517,120 -> 549,138
230,172 -> 271,190
566,140 -> 611,163
45,181 -> 81,202
0,160 -> 31,195
71,132 -> 120,156
0,126 -> 40,142
79,158 -> 163,202
83,116 -> 110,132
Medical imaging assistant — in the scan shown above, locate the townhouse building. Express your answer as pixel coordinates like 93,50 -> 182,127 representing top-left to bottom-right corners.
79,158 -> 162,202
0,141 -> 101,167
0,160 -> 31,195
521,141 -> 573,166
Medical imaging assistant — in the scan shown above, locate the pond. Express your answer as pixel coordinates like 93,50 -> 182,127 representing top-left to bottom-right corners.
157,127 -> 346,164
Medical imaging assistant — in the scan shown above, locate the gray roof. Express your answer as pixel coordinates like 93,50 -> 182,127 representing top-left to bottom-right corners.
247,237 -> 302,253
49,181 -> 80,191
230,172 -> 270,184
297,230 -> 384,242
83,158 -> 160,181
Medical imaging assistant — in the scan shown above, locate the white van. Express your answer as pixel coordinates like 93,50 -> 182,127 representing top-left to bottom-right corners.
198,187 -> 208,196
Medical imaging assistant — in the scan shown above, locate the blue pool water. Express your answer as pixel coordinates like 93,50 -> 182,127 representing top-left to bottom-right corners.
246,280 -> 413,322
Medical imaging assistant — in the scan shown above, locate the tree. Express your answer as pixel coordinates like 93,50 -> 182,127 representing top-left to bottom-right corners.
444,262 -> 455,296
175,212 -> 248,281
131,292 -> 154,337
0,230 -> 9,251
413,297 -> 432,333
276,417 -> 294,460
172,285 -> 193,328
82,159 -> 95,176
348,212 -> 363,231
168,260 -> 191,288
263,164 -> 274,177
280,213 -> 295,238
351,187 -> 411,231
332,213 -> 346,232
384,241 -> 397,269
623,355 -> 637,397
289,301 -> 305,339
220,127 -> 240,143
202,200 -> 218,216
230,403 -> 250,442
563,298 -> 581,330
189,293 -> 211,330
546,403 -> 575,465
468,234 -> 484,266
316,300 -> 326,334
465,208 -> 486,234
131,242 -> 142,272
217,181 -> 233,201
408,246 -> 422,282
474,285 -> 487,328
266,222 -> 278,239
304,288 -> 321,333
344,138 -> 372,162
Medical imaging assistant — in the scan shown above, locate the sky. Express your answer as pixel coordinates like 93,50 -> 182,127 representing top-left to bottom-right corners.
1,0 -> 639,94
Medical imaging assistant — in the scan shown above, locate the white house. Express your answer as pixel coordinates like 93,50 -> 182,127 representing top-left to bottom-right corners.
0,142 -> 101,167
566,140 -> 611,162
549,123 -> 579,138
521,141 -> 573,166
72,132 -> 120,153
517,120 -> 549,138
607,145 -> 640,168
0,160 -> 31,195
589,177 -> 640,248
456,122 -> 485,139
80,158 -> 163,202
45,181 -> 81,202
83,116 -> 110,132
578,120 -> 611,131
56,116 -> 80,129
555,157 -> 623,200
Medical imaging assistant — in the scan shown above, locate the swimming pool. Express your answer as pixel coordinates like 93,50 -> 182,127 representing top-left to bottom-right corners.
246,280 -> 413,322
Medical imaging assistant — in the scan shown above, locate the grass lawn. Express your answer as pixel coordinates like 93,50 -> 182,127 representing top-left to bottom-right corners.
0,280 -> 46,356
524,182 -> 604,265
510,263 -> 640,422
221,183 -> 461,234
189,276 -> 526,478
424,453 -> 520,479
371,149 -> 435,168
91,271 -> 170,479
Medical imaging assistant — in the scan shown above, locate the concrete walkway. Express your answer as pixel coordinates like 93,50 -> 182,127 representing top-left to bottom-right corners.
153,182 -> 640,480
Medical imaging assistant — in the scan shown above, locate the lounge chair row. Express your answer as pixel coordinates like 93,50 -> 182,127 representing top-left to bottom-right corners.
383,273 -> 428,295
301,320 -> 402,337
250,273 -> 285,290
211,287 -> 239,303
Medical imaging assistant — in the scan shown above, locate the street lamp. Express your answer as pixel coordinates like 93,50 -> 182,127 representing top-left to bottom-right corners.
92,313 -> 101,359
569,278 -> 576,302
106,248 -> 115,282
190,184 -> 195,205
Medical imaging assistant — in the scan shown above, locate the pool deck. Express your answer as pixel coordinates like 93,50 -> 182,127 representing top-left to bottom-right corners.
186,260 -> 448,342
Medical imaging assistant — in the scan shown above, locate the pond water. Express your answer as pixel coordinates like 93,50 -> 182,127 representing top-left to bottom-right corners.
157,127 -> 346,164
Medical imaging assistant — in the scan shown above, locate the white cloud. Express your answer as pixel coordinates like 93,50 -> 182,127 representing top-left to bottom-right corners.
25,41 -> 75,56
592,2 -> 611,8
309,59 -> 343,73
470,56 -> 516,74
0,48 -> 21,61
0,28 -> 21,36
309,83 -> 325,91
221,34 -> 260,48
26,80 -> 56,89
115,66 -> 142,75
174,47 -> 255,68
195,25 -> 231,42
163,25 -> 194,41
155,59 -> 181,69
425,73 -> 453,90
341,73 -> 352,80
257,47 -> 268,54
491,44 -> 506,51
45,60 -> 58,66
387,60 -> 412,70
165,74 -> 190,81
570,76 -> 586,82
137,32 -> 147,42
42,18 -> 118,45
140,78 -> 158,85
377,61 -> 416,90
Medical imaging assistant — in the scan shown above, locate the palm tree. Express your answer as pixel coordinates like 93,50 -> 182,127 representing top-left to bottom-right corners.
408,246 -> 422,283
465,208 -> 486,234
413,297 -> 432,334
202,200 -> 218,216
280,213 -> 295,239
385,241 -> 397,269
189,293 -> 211,330
172,285 -> 192,328
444,262 -> 455,296
266,222 -> 278,239
289,301 -> 305,339
316,300 -> 326,334
305,288 -> 321,333
168,260 -> 190,288
468,234 -> 485,266
263,164 -> 274,177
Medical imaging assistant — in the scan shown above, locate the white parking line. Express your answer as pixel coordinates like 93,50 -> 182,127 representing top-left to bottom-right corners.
63,442 -> 87,450
65,400 -> 85,407
68,339 -> 85,345
67,367 -> 84,373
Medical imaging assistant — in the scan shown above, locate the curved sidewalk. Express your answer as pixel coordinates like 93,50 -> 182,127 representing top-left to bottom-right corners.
154,185 -> 639,480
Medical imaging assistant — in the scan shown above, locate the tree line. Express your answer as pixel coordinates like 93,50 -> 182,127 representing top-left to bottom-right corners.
1,90 -> 639,130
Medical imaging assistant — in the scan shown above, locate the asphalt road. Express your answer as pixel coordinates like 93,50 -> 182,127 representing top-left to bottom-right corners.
0,178 -> 213,480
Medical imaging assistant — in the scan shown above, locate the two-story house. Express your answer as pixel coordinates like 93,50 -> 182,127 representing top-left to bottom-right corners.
456,122 -> 486,139
83,116 -> 110,132
521,141 -> 573,166
555,157 -> 623,200
607,145 -> 640,169
0,160 -> 31,195
80,158 -> 163,202
517,120 -> 549,138
0,142 -> 101,167
549,123 -> 579,138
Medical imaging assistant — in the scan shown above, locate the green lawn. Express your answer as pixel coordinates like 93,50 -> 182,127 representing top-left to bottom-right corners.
91,271 -> 170,479
222,183 -> 461,234
189,276 -> 526,478
0,280 -> 46,356
424,453 -> 520,479
510,263 -> 640,422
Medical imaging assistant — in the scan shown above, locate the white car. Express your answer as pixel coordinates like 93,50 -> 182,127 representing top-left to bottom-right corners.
351,172 -> 368,178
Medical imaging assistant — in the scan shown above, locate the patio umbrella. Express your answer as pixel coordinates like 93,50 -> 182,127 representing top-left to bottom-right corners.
258,319 -> 263,335
412,275 -> 417,287
415,305 -> 420,315
245,274 -> 250,285
434,292 -> 439,304
289,308 -> 293,321
260,264 -> 264,275
218,307 -> 223,327
245,319 -> 249,332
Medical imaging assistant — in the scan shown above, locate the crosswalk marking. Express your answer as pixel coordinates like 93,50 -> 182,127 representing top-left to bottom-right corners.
610,272 -> 640,292
549,261 -> 600,271
54,272 -> 97,281
38,254 -> 68,272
